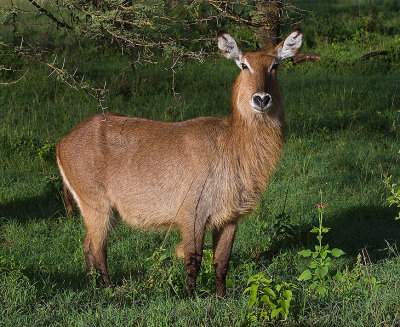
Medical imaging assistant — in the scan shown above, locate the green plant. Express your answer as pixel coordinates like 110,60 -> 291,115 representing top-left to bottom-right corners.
36,139 -> 58,163
331,254 -> 383,300
141,246 -> 185,296
196,249 -> 233,295
0,254 -> 26,283
297,195 -> 345,296
244,272 -> 295,323
384,173 -> 400,220
196,249 -> 215,294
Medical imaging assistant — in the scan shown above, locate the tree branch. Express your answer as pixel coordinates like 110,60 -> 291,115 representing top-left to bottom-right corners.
29,0 -> 73,30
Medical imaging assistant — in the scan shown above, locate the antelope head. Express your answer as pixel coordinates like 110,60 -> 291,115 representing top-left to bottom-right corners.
218,30 -> 303,122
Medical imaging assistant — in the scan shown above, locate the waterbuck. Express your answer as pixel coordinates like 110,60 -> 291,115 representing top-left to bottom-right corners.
57,30 -> 302,297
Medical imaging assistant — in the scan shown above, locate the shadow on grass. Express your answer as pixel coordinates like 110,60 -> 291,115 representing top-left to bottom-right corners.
255,205 -> 400,265
327,205 -> 400,260
0,187 -> 66,225
23,268 -> 90,292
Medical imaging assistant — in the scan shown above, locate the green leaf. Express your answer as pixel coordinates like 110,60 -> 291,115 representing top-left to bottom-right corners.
226,278 -> 234,287
320,266 -> 329,278
280,299 -> 291,313
317,235 -> 323,243
248,284 -> 258,308
298,269 -> 312,281
310,227 -> 319,233
317,284 -> 328,296
308,261 -> 318,268
263,286 -> 276,298
260,294 -> 273,306
282,289 -> 293,300
298,249 -> 312,257
246,273 -> 262,285
322,227 -> 331,233
331,248 -> 345,257
333,270 -> 345,282
315,266 -> 322,278
271,308 -> 282,319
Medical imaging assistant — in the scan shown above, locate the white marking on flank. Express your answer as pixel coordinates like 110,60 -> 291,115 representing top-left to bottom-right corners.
57,157 -> 82,211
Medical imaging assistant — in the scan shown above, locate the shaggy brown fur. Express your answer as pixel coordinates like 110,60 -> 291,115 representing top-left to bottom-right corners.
57,30 -> 302,297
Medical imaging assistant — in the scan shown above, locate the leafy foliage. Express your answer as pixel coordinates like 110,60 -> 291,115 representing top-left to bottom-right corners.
244,272 -> 295,323
384,171 -> 400,220
297,196 -> 345,296
196,249 -> 233,295
331,254 -> 383,300
297,193 -> 384,306
141,246 -> 186,297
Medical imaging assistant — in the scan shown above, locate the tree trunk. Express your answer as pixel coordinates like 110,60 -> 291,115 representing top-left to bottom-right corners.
253,0 -> 282,48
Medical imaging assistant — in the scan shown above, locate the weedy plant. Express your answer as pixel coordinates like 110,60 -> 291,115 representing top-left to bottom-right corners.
244,272 -> 296,324
0,254 -> 25,283
297,195 -> 345,296
138,247 -> 233,297
331,253 -> 383,300
141,246 -> 186,297
384,171 -> 400,220
195,249 -> 216,295
297,194 -> 384,307
196,249 -> 233,295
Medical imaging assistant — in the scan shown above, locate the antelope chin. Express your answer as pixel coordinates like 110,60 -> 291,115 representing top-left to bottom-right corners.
251,104 -> 273,114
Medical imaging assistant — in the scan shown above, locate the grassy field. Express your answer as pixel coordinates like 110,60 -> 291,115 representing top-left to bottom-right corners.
1,0 -> 400,326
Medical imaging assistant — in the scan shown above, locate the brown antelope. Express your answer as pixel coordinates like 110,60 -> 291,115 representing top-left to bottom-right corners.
56,29 -> 302,297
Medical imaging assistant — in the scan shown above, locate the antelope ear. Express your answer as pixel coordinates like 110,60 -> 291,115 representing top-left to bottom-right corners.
275,29 -> 303,62
217,31 -> 243,65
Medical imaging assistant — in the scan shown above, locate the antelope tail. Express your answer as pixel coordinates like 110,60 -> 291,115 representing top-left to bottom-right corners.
63,181 -> 75,215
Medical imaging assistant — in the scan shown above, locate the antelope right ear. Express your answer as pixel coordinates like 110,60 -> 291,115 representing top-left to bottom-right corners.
275,29 -> 303,62
217,31 -> 243,65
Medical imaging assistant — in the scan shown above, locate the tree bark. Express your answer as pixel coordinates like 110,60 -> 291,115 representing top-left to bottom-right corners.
253,0 -> 282,48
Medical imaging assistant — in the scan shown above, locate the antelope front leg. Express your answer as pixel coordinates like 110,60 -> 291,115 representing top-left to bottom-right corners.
181,224 -> 206,297
212,223 -> 237,297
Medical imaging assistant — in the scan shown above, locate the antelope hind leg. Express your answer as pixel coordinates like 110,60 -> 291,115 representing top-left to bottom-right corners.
81,205 -> 114,286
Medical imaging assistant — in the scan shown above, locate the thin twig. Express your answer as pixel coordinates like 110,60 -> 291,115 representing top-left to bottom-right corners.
0,64 -> 31,85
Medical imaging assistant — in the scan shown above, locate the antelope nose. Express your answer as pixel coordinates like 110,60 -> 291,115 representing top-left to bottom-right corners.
252,94 -> 271,111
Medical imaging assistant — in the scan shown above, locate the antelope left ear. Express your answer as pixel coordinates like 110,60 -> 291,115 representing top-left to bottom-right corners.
275,29 -> 303,62
217,31 -> 243,65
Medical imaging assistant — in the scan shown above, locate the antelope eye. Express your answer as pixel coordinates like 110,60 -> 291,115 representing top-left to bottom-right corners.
241,63 -> 249,70
270,62 -> 279,71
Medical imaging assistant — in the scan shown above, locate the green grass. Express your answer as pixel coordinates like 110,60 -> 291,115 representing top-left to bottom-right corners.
1,0 -> 400,326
